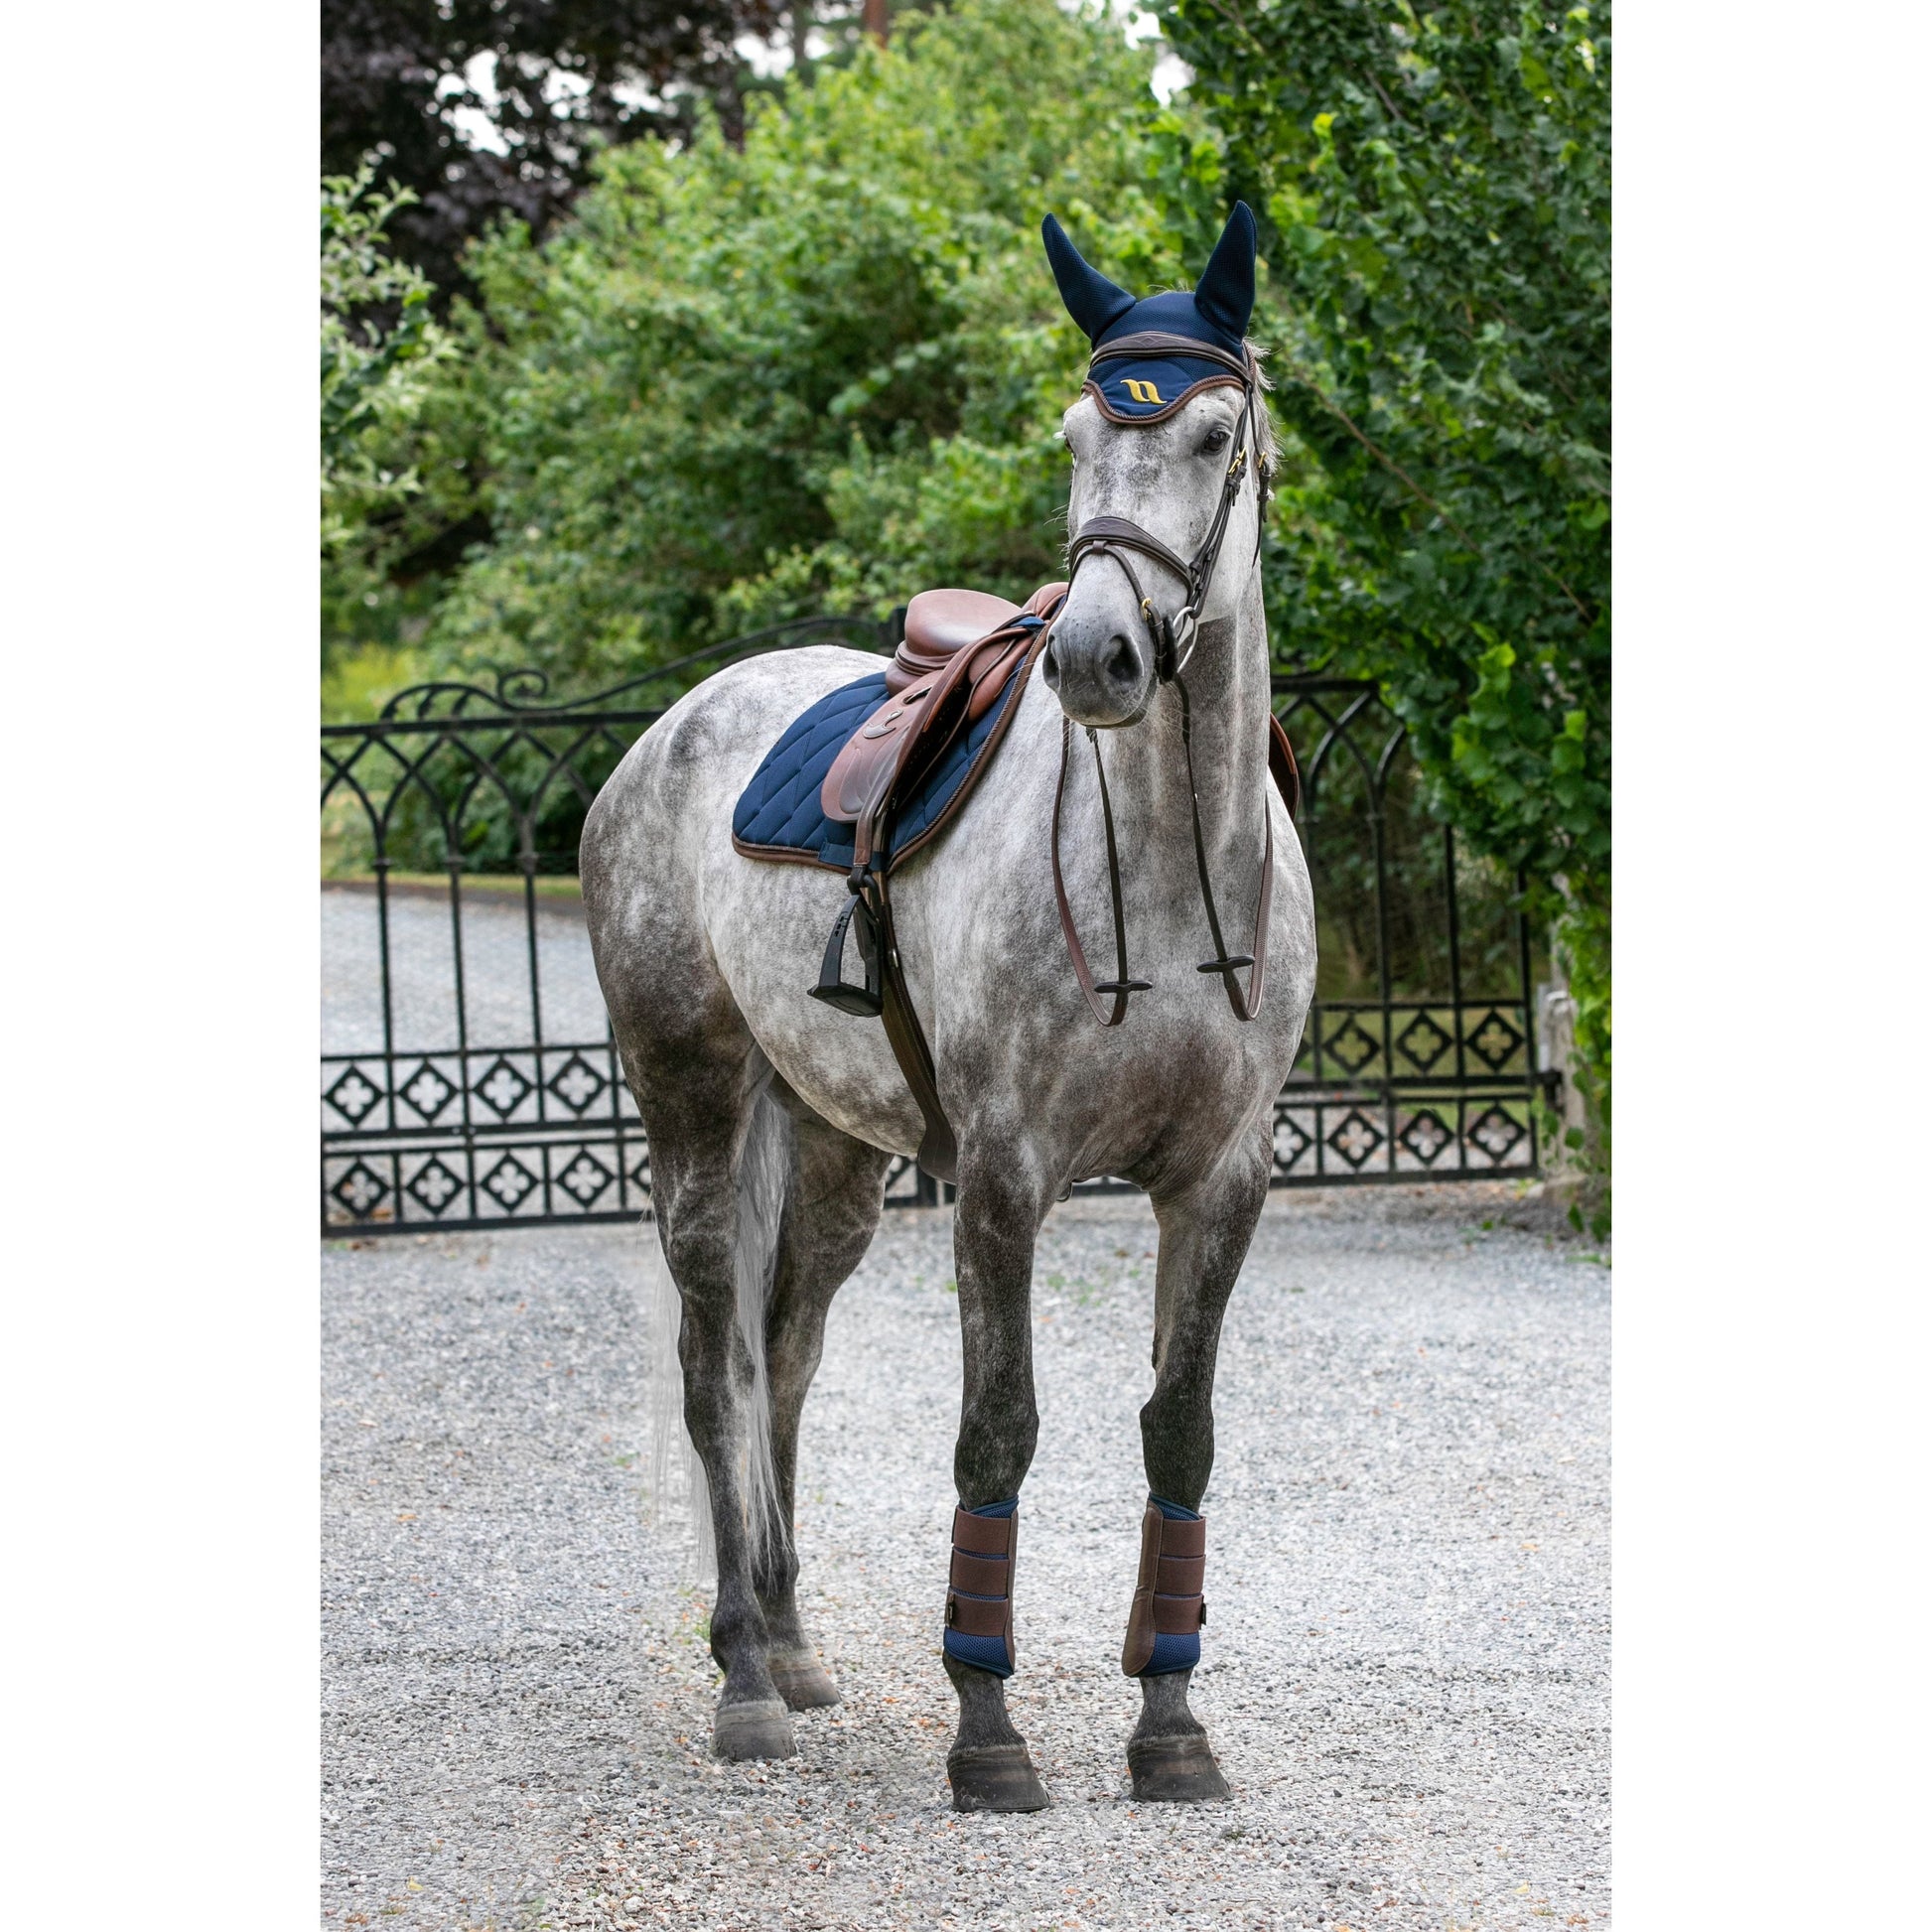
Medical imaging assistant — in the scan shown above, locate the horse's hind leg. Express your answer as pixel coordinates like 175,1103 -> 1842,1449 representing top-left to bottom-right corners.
1126,1125 -> 1274,1802
942,1149 -> 1054,1813
754,1107 -> 894,1709
628,1017 -> 799,1761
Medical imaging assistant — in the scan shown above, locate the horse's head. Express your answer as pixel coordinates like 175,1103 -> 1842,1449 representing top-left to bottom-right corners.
1038,206 -> 1270,730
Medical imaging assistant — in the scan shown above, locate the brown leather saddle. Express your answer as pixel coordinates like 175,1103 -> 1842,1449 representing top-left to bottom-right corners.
807,584 -> 1067,1183
819,583 -> 1067,873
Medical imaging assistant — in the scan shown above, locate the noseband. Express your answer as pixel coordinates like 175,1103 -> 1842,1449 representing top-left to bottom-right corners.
1049,335 -> 1276,1028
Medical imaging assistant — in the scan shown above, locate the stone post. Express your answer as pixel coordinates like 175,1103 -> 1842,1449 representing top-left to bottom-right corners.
1533,969 -> 1595,1225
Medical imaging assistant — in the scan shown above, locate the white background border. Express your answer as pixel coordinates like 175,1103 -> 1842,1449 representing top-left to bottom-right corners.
1616,0 -> 1929,1920
4,2 -> 319,1922
4,1 -> 1928,1923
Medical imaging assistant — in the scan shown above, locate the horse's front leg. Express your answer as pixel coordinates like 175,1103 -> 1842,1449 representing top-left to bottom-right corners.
1127,1125 -> 1274,1801
941,1150 -> 1053,1813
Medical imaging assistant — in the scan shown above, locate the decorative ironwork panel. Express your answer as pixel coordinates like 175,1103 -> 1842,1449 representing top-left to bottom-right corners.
322,635 -> 1538,1235
1264,677 -> 1540,1188
1269,1094 -> 1536,1183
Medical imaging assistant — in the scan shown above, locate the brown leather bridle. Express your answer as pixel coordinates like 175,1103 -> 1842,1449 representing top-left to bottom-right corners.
1050,335 -> 1276,1028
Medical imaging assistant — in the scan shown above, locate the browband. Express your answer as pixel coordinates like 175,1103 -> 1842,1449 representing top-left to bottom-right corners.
1087,332 -> 1253,382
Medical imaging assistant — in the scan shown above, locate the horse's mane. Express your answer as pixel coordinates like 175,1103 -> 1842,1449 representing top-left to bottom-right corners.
1245,339 -> 1280,505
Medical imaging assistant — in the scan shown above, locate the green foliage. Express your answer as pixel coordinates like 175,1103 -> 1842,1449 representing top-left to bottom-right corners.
1161,0 -> 1610,1177
322,168 -> 481,703
416,0 -> 1226,689
321,169 -> 455,554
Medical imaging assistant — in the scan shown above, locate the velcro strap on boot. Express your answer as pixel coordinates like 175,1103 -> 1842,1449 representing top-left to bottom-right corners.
952,1509 -> 1015,1556
950,1550 -> 1011,1596
943,1500 -> 1018,1678
1120,1497 -> 1207,1676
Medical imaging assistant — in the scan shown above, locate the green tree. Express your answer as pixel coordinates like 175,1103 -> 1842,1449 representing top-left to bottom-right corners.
416,0 -> 1229,687
321,0 -> 796,301
1162,0 -> 1610,1217
321,168 -> 451,548
322,168 -> 484,706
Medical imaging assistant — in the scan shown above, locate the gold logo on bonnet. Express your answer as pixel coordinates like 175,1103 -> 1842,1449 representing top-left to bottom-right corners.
1123,378 -> 1166,405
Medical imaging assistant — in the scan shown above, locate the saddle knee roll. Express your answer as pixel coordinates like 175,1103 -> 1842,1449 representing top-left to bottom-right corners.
1120,1497 -> 1206,1676
943,1500 -> 1019,1677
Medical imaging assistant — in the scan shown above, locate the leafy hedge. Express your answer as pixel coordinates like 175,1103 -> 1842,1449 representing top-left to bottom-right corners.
1164,0 -> 1610,1216
416,0 -> 1235,688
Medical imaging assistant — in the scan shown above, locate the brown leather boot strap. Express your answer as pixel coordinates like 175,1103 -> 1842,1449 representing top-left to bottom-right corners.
1121,1502 -> 1207,1674
946,1505 -> 1018,1665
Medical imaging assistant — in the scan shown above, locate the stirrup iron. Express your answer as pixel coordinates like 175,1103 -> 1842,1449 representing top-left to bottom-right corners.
807,875 -> 884,1017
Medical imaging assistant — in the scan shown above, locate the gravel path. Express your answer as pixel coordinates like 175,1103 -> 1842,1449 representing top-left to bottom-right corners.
323,1185 -> 1607,1932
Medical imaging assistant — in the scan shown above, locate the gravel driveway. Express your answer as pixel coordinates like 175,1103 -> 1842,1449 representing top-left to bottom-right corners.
323,1185 -> 1607,1932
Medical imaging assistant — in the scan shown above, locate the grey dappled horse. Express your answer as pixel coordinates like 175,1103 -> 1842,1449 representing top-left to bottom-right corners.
582,205 -> 1316,1810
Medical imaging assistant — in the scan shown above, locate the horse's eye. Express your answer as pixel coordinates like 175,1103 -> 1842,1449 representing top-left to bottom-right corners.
1202,425 -> 1230,454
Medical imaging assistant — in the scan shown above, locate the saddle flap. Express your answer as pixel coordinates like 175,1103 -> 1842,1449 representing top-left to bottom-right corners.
820,620 -> 1046,828
820,671 -> 941,823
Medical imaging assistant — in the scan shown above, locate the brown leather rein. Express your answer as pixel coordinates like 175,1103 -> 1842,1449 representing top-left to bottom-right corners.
1050,340 -> 1277,1028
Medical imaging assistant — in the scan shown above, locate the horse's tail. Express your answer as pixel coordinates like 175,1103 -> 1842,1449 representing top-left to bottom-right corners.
642,1084 -> 791,1587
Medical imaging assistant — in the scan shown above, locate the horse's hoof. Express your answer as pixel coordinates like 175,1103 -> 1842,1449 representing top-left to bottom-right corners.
1127,1733 -> 1230,1803
712,1698 -> 796,1761
947,1742 -> 1050,1813
768,1655 -> 841,1711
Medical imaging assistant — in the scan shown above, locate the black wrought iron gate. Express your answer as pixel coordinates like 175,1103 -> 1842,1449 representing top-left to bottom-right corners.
322,620 -> 1541,1235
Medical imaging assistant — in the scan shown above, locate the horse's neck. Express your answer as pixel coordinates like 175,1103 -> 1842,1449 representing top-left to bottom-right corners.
1100,573 -> 1272,864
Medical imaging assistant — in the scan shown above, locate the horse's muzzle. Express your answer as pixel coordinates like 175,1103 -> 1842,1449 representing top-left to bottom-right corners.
1041,621 -> 1153,729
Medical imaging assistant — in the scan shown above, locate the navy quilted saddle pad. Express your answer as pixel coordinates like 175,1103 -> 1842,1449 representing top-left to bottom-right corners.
732,632 -> 1038,874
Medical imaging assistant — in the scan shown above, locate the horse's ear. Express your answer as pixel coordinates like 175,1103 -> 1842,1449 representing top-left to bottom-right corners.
1193,202 -> 1258,344
1041,213 -> 1136,343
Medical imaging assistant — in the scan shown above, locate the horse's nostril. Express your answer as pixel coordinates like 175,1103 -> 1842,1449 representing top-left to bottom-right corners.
1106,634 -> 1140,688
1042,635 -> 1060,689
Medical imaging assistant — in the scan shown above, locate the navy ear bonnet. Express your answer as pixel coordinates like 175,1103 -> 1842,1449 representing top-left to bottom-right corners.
1042,203 -> 1257,423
